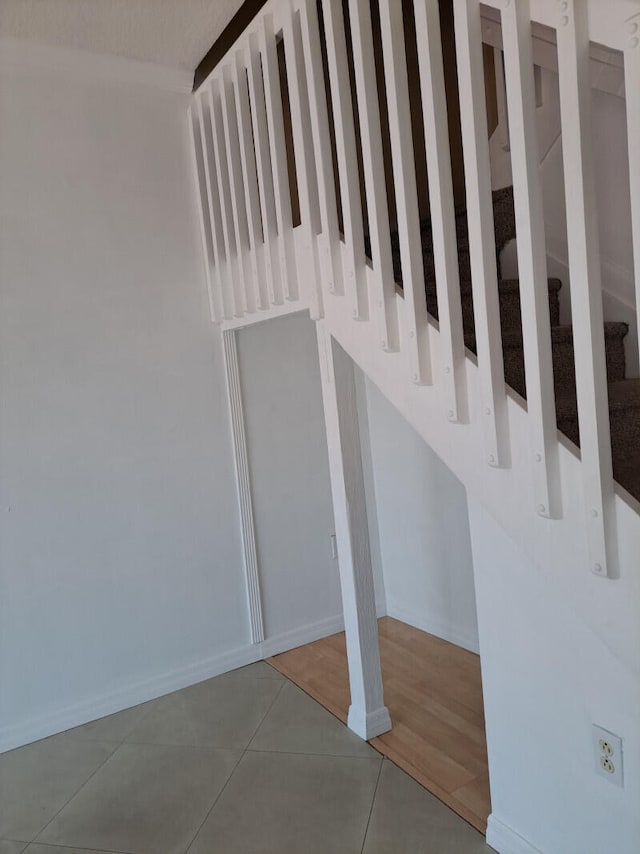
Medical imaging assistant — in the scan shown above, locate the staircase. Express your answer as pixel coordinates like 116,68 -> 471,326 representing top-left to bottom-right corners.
188,0 -> 640,851
405,185 -> 640,502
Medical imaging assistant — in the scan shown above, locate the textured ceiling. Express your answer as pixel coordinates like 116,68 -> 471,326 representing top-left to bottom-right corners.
0,0 -> 245,71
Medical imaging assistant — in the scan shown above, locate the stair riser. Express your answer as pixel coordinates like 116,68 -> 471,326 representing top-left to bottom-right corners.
504,335 -> 626,400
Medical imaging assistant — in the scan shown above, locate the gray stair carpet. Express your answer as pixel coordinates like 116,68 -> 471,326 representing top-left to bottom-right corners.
371,185 -> 639,503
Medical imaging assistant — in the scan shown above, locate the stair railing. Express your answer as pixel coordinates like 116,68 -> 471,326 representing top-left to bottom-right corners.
189,0 -> 640,577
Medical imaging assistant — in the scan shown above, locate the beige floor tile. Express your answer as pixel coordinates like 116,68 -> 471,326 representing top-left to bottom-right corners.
0,737 -> 116,842
125,673 -> 282,749
37,742 -> 241,854
0,842 -> 27,854
26,846 -> 120,854
362,760 -> 492,854
249,681 -> 377,758
187,750 -> 382,854
60,700 -> 157,744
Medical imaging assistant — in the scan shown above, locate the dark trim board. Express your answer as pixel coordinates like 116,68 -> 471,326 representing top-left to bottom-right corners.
193,0 -> 270,90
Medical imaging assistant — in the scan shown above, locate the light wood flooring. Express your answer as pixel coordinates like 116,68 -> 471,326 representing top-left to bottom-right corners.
267,616 -> 491,834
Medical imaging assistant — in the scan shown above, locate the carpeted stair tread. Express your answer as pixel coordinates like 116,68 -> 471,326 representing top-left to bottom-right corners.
613,450 -> 640,501
500,321 -> 628,348
556,378 -> 640,464
464,322 -> 628,402
424,276 -> 562,296
463,321 -> 628,353
556,378 -> 640,420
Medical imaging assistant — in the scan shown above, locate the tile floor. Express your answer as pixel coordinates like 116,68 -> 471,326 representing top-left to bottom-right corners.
0,661 -> 492,854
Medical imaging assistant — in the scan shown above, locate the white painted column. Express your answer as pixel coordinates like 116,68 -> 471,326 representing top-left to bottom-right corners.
317,325 -> 391,740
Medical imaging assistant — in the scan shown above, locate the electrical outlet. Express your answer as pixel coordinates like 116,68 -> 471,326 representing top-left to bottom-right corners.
593,724 -> 623,787
330,533 -> 338,560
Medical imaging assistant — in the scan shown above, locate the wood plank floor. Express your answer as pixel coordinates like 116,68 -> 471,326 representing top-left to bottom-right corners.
267,616 -> 491,834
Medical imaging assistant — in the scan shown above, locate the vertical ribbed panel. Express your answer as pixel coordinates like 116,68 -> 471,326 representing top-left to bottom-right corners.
223,329 -> 265,644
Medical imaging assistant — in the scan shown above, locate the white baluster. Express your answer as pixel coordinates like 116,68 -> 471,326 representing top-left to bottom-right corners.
556,0 -> 615,576
260,14 -> 299,302
208,80 -> 246,318
414,0 -> 467,420
232,52 -> 270,311
220,66 -> 257,315
454,0 -> 508,467
187,103 -> 222,322
282,4 -> 324,318
377,0 -> 431,385
347,0 -> 399,352
246,31 -> 284,306
298,0 -> 345,300
321,0 -> 369,321
502,0 -> 561,519
199,88 -> 235,319
625,13 -> 640,414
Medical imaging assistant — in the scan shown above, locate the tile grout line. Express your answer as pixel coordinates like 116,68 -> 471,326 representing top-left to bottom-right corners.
360,756 -> 385,854
182,674 -> 288,854
27,741 -> 124,848
20,694 -> 162,847
20,842 -> 134,854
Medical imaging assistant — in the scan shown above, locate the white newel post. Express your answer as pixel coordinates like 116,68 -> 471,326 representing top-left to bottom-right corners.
317,326 -> 391,740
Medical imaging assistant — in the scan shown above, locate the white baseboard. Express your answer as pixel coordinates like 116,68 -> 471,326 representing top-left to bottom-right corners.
259,613 -> 345,658
386,601 -> 480,655
0,612 -> 362,754
486,815 -> 544,854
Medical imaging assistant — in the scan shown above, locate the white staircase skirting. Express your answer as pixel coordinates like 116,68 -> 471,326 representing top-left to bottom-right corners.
487,815 -> 545,854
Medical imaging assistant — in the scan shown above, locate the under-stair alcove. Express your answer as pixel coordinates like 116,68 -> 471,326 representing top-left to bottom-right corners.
232,309 -> 491,831
268,365 -> 492,832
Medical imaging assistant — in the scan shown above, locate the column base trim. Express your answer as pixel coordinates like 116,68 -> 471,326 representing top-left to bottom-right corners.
347,704 -> 392,740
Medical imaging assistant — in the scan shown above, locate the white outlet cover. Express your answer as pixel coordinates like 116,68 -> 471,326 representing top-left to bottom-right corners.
592,724 -> 623,787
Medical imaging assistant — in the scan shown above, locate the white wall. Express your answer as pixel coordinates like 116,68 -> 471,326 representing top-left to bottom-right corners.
359,377 -> 479,654
236,312 -> 344,639
469,498 -> 640,854
0,56 -> 255,751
